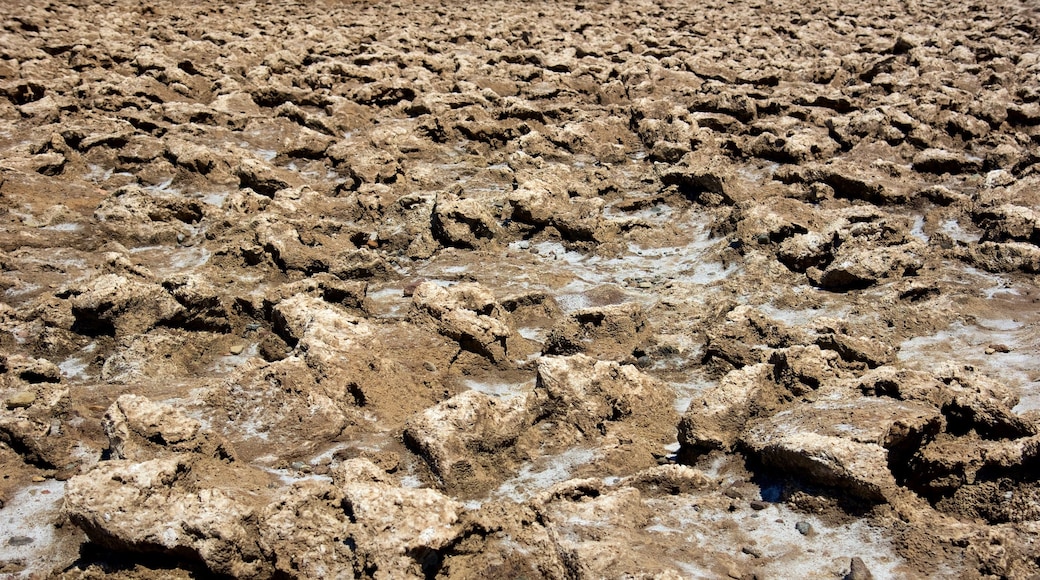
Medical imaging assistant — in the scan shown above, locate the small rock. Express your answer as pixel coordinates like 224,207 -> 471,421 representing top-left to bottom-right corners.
741,545 -> 762,558
749,500 -> 769,510
8,535 -> 34,546
401,278 -> 427,297
5,390 -> 36,409
987,343 -> 1011,354
795,521 -> 814,536
54,468 -> 78,481
31,475 -> 46,483
424,361 -> 437,372
845,557 -> 875,580
912,148 -> 981,175
362,450 -> 400,473
258,333 -> 288,362
638,281 -> 653,289
725,563 -> 745,579
229,344 -> 246,355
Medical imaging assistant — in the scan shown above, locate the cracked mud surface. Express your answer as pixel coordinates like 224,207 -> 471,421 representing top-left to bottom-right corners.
2,0 -> 1040,578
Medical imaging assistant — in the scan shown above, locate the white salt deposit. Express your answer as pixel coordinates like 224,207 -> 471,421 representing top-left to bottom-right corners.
898,320 -> 1040,414
128,245 -> 211,276
0,479 -> 68,579
209,343 -> 259,373
461,377 -> 534,399
58,356 -> 90,381
646,498 -> 910,579
491,447 -> 598,503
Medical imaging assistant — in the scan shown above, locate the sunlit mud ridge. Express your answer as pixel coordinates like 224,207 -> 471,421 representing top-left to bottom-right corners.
1,0 -> 1040,577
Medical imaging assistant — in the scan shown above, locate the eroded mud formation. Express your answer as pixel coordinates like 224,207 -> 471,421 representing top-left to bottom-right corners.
1,0 -> 1040,577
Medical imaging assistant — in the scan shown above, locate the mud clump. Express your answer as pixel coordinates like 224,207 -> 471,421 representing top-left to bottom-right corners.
2,0 -> 1040,577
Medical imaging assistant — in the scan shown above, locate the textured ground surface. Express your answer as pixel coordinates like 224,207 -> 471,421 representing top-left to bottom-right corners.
2,0 -> 1040,578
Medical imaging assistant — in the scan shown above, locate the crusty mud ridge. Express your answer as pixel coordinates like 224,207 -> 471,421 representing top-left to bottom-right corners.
1,0 -> 1039,577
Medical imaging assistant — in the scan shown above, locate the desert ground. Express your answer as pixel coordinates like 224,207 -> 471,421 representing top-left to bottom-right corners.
1,0 -> 1040,577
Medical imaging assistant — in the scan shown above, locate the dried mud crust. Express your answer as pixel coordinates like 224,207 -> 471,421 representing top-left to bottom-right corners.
1,0 -> 1040,577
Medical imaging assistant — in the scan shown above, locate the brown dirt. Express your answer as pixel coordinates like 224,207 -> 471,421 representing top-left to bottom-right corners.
1,0 -> 1040,578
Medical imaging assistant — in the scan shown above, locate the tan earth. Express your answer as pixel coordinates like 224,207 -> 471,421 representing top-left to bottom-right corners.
1,0 -> 1040,577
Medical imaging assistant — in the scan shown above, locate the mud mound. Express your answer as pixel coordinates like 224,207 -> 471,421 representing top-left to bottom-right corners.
2,0 -> 1040,578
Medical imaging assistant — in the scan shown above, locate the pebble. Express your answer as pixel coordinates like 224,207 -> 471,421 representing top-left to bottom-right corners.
364,450 -> 401,473
5,390 -> 36,409
725,563 -> 744,579
741,545 -> 762,558
8,535 -> 34,546
423,361 -> 437,372
31,475 -> 47,482
54,468 -> 78,481
845,557 -> 875,580
749,500 -> 769,510
229,343 -> 246,355
638,281 -> 653,289
402,278 -> 426,297
795,521 -> 814,536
